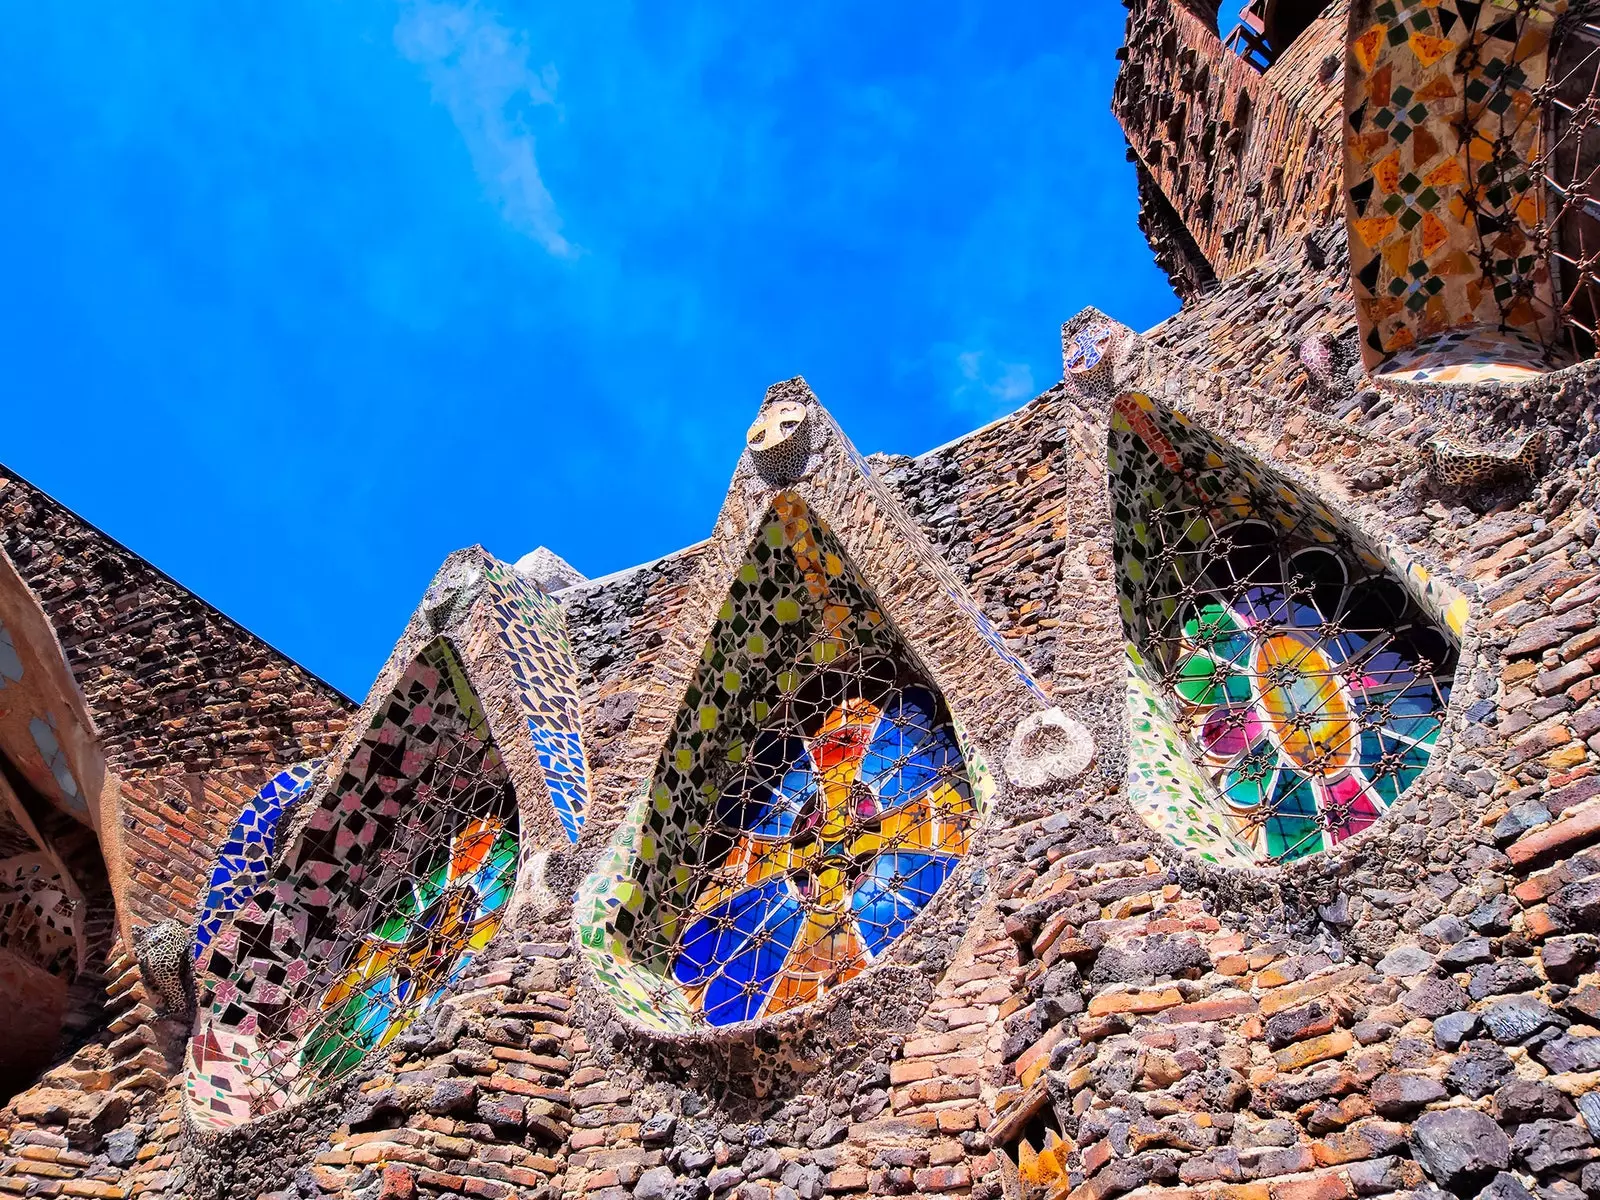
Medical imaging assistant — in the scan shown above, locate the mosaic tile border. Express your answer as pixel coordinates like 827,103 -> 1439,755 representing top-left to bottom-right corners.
192,762 -> 321,968
481,559 -> 591,842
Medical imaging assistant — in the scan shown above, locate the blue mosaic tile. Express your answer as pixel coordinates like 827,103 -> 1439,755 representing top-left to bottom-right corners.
192,761 -> 319,962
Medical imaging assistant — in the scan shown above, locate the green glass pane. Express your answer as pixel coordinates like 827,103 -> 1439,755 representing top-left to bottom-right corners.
1175,655 -> 1221,705
1265,775 -> 1321,861
1223,760 -> 1272,808
1183,602 -> 1239,646
417,859 -> 451,908
302,994 -> 374,1075
1266,813 -> 1321,860
373,913 -> 411,942
392,876 -> 423,917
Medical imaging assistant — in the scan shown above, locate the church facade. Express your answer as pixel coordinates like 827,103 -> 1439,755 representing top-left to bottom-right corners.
1,3 -> 1598,1199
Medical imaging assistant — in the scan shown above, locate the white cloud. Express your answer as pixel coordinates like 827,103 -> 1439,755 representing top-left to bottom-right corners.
951,349 -> 1035,417
395,0 -> 573,256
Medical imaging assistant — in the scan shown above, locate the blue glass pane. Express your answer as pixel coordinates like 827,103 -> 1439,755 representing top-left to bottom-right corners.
852,853 -> 956,956
673,880 -> 804,1026
720,733 -> 810,836
1264,774 -> 1320,860
861,687 -> 962,810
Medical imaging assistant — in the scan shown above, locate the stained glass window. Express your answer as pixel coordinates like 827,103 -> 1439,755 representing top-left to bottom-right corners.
670,661 -> 975,1024
577,494 -> 993,1032
1110,393 -> 1459,865
185,641 -> 521,1129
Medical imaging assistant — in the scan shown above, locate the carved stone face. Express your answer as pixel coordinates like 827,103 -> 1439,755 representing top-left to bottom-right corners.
745,401 -> 812,479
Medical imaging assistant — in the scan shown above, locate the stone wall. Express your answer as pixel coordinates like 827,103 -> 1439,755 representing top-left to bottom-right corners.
2,5 -> 1600,1199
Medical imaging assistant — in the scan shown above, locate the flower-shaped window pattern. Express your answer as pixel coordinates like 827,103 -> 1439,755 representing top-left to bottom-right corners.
1144,521 -> 1454,860
577,495 -> 993,1032
185,641 -> 522,1130
1110,392 -> 1461,865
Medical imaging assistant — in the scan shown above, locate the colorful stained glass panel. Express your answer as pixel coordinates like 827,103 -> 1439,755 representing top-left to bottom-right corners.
184,641 -> 521,1129
577,494 -> 995,1031
1110,394 -> 1459,865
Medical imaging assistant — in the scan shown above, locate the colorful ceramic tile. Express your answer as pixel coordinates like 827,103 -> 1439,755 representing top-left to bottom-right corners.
481,562 -> 591,841
1374,325 -> 1559,383
577,494 -> 995,1032
1109,393 -> 1459,865
184,640 -> 521,1130
192,762 -> 320,966
1345,0 -> 1570,368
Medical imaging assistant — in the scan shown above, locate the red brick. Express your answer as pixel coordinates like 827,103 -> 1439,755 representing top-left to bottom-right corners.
1087,987 -> 1184,1016
1266,1174 -> 1350,1200
1508,797 -> 1600,866
1273,1030 -> 1353,1071
1259,967 -> 1367,1016
1161,994 -> 1258,1024
912,1166 -> 970,1192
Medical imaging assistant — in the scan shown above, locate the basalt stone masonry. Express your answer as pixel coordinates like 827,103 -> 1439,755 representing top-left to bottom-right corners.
1,4 -> 1599,1200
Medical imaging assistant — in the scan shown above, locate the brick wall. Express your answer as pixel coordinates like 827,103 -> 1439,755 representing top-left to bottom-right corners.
0,467 -> 351,777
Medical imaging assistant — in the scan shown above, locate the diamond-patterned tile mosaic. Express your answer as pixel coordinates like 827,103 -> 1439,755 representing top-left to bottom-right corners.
1346,0 -> 1568,367
184,640 -> 521,1129
482,561 -> 591,842
193,762 -> 320,966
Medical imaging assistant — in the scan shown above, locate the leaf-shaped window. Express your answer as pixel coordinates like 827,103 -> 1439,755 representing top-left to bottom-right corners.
185,640 -> 520,1129
579,494 -> 994,1032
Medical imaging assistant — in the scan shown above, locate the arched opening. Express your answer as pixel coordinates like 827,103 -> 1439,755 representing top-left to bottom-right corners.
186,639 -> 521,1129
1109,393 -> 1460,866
1224,0 -> 1332,71
576,494 -> 994,1033
0,561 -> 118,1098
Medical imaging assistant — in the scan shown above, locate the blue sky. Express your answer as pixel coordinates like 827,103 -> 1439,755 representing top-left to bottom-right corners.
0,2 -> 1176,698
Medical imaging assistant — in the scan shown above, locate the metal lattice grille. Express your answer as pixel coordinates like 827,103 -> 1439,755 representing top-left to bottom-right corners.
576,495 -> 993,1031
1110,393 -> 1460,865
661,655 -> 977,1025
185,642 -> 520,1129
1136,517 -> 1455,862
1542,11 -> 1600,358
